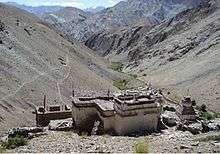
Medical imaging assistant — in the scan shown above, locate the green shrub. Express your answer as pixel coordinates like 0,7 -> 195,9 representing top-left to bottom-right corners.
134,140 -> 149,153
109,62 -> 124,72
113,79 -> 128,90
2,135 -> 27,149
201,111 -> 215,120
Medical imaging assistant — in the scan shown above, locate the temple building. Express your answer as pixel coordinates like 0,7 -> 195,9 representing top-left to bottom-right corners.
72,89 -> 162,135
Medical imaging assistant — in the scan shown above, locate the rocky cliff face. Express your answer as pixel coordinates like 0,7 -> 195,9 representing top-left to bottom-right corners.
85,0 -> 220,112
42,0 -> 202,42
42,7 -> 90,38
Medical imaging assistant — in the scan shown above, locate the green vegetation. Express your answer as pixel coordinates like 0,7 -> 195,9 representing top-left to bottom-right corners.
113,79 -> 129,90
109,62 -> 124,72
201,111 -> 215,120
200,111 -> 220,120
2,135 -> 27,149
197,104 -> 220,120
134,139 -> 149,153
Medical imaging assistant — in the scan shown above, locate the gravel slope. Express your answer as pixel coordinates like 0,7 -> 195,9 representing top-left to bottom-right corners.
0,3 -> 120,135
5,129 -> 220,153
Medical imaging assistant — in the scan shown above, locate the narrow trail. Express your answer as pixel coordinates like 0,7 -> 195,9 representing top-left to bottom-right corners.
0,67 -> 58,101
1,40 -> 73,107
0,49 -> 71,104
56,53 -> 71,105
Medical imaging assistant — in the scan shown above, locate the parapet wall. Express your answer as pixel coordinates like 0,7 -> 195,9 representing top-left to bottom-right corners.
35,105 -> 72,126
36,111 -> 72,126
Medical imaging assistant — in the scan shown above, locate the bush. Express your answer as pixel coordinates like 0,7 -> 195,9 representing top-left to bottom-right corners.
113,79 -> 128,90
2,135 -> 27,149
109,62 -> 123,72
134,140 -> 149,153
201,111 -> 215,120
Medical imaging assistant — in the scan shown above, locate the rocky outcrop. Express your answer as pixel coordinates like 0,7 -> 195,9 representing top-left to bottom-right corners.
86,0 -> 220,112
48,118 -> 73,131
85,0 -> 211,61
162,111 -> 180,127
8,127 -> 44,138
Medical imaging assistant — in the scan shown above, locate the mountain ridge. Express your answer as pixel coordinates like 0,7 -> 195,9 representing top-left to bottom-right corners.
84,0 -> 220,112
42,0 -> 203,42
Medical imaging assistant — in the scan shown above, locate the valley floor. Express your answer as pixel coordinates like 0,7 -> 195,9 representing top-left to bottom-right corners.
4,128 -> 220,153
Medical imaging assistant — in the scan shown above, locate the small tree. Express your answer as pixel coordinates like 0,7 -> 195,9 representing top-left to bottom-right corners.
2,135 -> 27,149
135,139 -> 149,153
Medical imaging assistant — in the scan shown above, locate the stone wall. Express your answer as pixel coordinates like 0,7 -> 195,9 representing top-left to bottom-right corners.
36,111 -> 72,126
113,113 -> 159,135
72,105 -> 99,131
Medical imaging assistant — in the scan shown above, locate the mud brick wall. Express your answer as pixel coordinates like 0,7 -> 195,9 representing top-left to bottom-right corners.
36,111 -> 72,126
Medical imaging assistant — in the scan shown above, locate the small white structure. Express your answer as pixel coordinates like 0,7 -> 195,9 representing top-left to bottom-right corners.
72,90 -> 162,135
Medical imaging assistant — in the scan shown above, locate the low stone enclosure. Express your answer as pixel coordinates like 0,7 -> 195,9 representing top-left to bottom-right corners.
72,89 -> 163,135
35,95 -> 72,126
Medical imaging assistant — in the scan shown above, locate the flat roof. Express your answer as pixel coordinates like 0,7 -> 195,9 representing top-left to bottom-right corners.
115,97 -> 155,106
95,99 -> 114,111
73,97 -> 114,111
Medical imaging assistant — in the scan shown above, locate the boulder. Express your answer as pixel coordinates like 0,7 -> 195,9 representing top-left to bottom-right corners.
48,118 -> 73,131
158,117 -> 168,130
202,119 -> 220,132
187,123 -> 203,135
162,111 -> 180,127
91,121 -> 101,135
8,127 -> 44,138
163,106 -> 176,112
0,135 -> 8,142
201,122 -> 210,133
176,123 -> 187,131
207,122 -> 220,131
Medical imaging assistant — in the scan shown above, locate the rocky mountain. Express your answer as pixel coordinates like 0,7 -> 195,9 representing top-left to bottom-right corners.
42,7 -> 90,36
0,3 -> 123,135
43,0 -> 202,42
86,0 -> 220,112
5,2 -> 64,16
84,7 -> 105,13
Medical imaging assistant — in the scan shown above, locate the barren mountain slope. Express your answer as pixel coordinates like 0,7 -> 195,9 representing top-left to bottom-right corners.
43,0 -> 202,42
86,0 -> 220,112
0,4 -> 119,135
